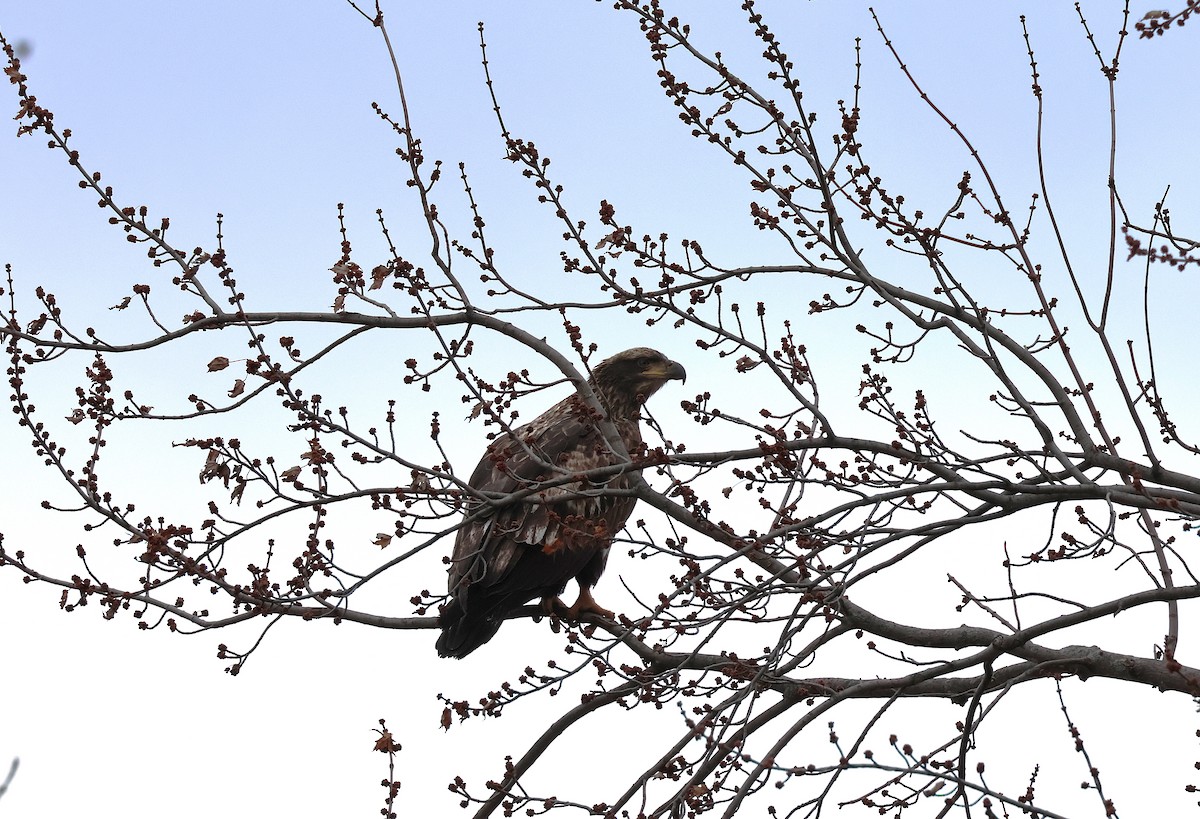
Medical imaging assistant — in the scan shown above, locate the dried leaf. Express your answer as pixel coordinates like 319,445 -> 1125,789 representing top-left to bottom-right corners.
199,450 -> 231,486
65,409 -> 85,425
369,264 -> 389,290
735,355 -> 761,373
301,439 -> 329,465
593,229 -> 626,257
373,533 -> 393,549
109,296 -> 132,311
227,379 -> 246,398
374,729 -> 400,753
207,356 -> 230,372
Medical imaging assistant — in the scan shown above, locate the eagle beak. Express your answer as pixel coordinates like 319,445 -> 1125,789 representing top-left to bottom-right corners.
665,360 -> 687,384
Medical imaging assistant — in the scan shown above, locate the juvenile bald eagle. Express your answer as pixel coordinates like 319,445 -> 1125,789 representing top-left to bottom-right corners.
436,347 -> 686,658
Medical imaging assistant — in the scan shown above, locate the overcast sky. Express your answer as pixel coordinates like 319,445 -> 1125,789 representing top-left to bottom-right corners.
1,2 -> 1198,816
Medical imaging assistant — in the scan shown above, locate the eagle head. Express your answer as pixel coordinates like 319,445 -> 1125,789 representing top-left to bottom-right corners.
591,347 -> 687,418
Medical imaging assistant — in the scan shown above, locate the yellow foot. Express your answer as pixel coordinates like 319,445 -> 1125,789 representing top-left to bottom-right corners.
564,587 -> 615,621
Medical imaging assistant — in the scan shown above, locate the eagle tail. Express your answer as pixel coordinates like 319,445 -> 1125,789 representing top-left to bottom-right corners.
436,599 -> 502,659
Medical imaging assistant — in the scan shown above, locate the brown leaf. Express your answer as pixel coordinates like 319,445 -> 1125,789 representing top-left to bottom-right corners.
65,409 -> 85,425
373,729 -> 400,753
301,438 -> 329,465
594,229 -> 626,257
373,533 -> 393,549
109,296 -> 132,311
735,355 -> 761,373
369,264 -> 389,290
440,708 -> 452,731
280,466 -> 302,482
207,356 -> 230,372
199,450 -> 231,486
227,379 -> 246,398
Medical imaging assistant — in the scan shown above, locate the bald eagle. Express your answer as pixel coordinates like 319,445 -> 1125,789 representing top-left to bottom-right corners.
436,347 -> 686,658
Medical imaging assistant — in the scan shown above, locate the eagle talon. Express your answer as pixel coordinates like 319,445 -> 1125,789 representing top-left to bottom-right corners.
564,587 -> 615,621
541,596 -> 569,616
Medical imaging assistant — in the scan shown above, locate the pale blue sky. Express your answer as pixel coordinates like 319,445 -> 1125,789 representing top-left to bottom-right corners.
1,2 -> 1198,816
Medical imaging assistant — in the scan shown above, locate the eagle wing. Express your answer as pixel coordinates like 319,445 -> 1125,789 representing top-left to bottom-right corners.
447,395 -> 625,600
437,396 -> 638,659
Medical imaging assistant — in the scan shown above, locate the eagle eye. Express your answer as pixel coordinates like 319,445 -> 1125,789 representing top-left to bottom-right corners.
637,356 -> 653,368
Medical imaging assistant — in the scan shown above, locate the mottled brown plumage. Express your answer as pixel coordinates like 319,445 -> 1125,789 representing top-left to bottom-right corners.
436,347 -> 686,658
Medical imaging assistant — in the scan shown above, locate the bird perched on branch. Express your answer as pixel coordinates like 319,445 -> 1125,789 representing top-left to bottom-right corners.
436,347 -> 686,658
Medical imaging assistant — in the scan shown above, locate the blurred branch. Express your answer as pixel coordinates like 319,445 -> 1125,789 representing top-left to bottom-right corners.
0,757 -> 18,801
